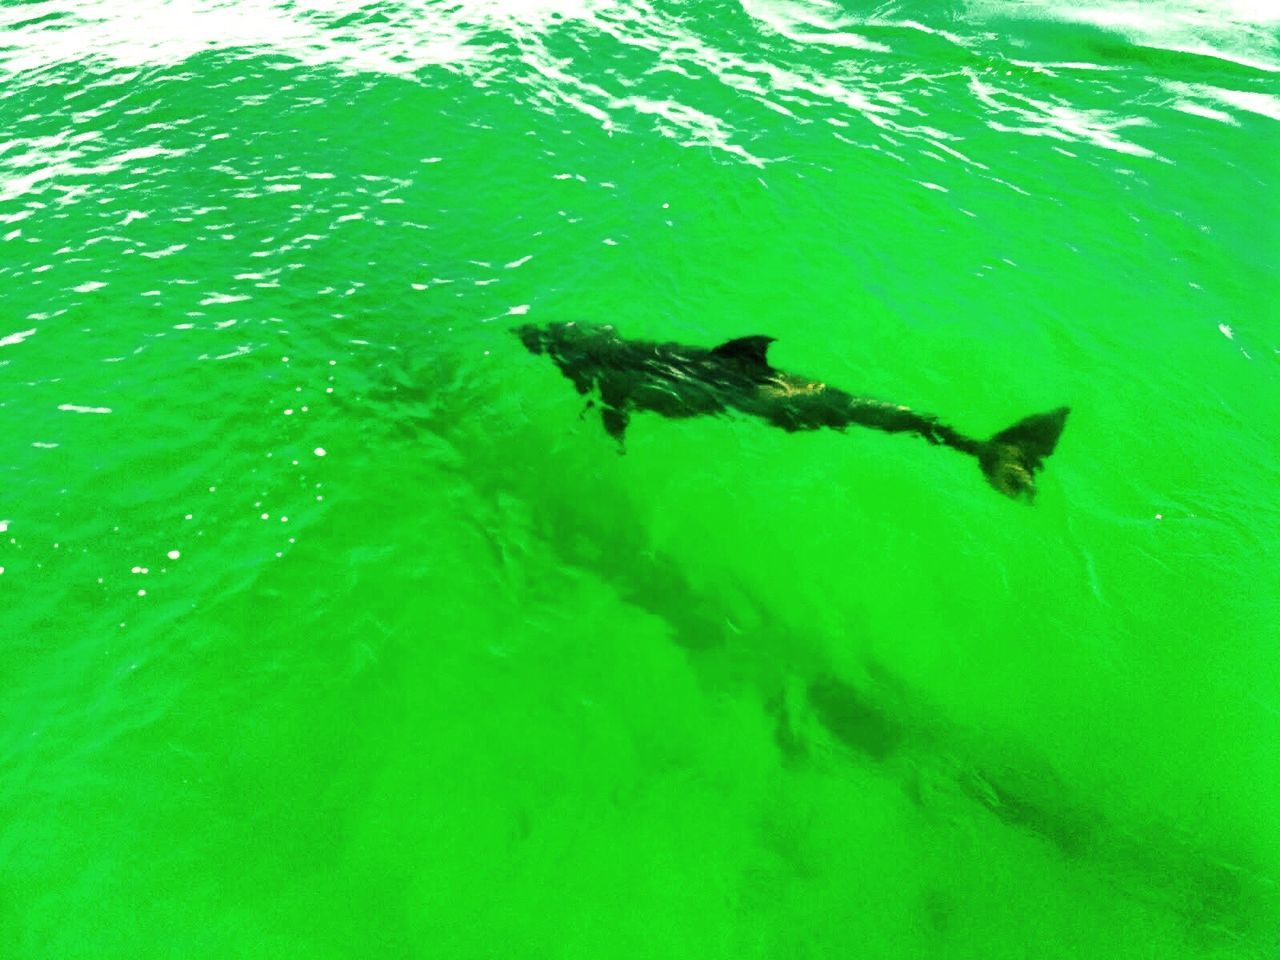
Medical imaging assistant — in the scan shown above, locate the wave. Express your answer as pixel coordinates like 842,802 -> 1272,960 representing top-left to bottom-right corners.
2,0 -> 1276,188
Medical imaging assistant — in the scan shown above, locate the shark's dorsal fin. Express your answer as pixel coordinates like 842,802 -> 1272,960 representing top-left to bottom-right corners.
710,335 -> 776,369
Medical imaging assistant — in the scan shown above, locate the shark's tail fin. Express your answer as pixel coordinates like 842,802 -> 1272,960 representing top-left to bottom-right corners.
978,406 -> 1070,503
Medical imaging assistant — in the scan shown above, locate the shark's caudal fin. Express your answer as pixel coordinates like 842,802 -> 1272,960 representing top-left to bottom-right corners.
978,406 -> 1070,503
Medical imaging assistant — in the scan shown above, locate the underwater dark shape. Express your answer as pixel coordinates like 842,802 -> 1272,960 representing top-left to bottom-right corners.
517,322 -> 1069,503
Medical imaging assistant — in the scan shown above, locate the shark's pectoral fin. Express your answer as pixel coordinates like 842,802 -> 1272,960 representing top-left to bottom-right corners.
710,335 -> 777,371
601,404 -> 629,451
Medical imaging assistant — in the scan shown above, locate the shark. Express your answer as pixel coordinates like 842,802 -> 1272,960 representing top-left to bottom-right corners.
516,321 -> 1070,503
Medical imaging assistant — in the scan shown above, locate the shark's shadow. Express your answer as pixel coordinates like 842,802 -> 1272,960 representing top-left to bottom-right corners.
354,338 -> 1270,946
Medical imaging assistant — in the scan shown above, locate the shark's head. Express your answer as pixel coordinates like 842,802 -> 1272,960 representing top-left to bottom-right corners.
514,322 -> 623,395
514,323 -> 546,355
514,321 -> 618,357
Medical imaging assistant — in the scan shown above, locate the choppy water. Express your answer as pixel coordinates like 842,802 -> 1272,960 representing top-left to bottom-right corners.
2,0 -> 1278,956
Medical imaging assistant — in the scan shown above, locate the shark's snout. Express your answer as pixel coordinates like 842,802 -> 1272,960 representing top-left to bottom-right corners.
514,323 -> 546,355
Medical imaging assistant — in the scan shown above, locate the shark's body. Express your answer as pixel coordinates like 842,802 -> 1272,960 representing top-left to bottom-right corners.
517,322 -> 1069,502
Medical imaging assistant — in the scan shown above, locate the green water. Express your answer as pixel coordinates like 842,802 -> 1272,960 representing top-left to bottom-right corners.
2,0 -> 1278,956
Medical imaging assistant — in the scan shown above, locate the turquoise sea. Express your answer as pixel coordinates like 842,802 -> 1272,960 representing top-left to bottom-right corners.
2,0 -> 1278,956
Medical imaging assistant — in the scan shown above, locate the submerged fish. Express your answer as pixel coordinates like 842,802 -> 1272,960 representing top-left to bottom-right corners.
516,321 -> 1070,503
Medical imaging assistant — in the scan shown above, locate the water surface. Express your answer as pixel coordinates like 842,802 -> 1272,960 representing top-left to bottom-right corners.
2,0 -> 1278,956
